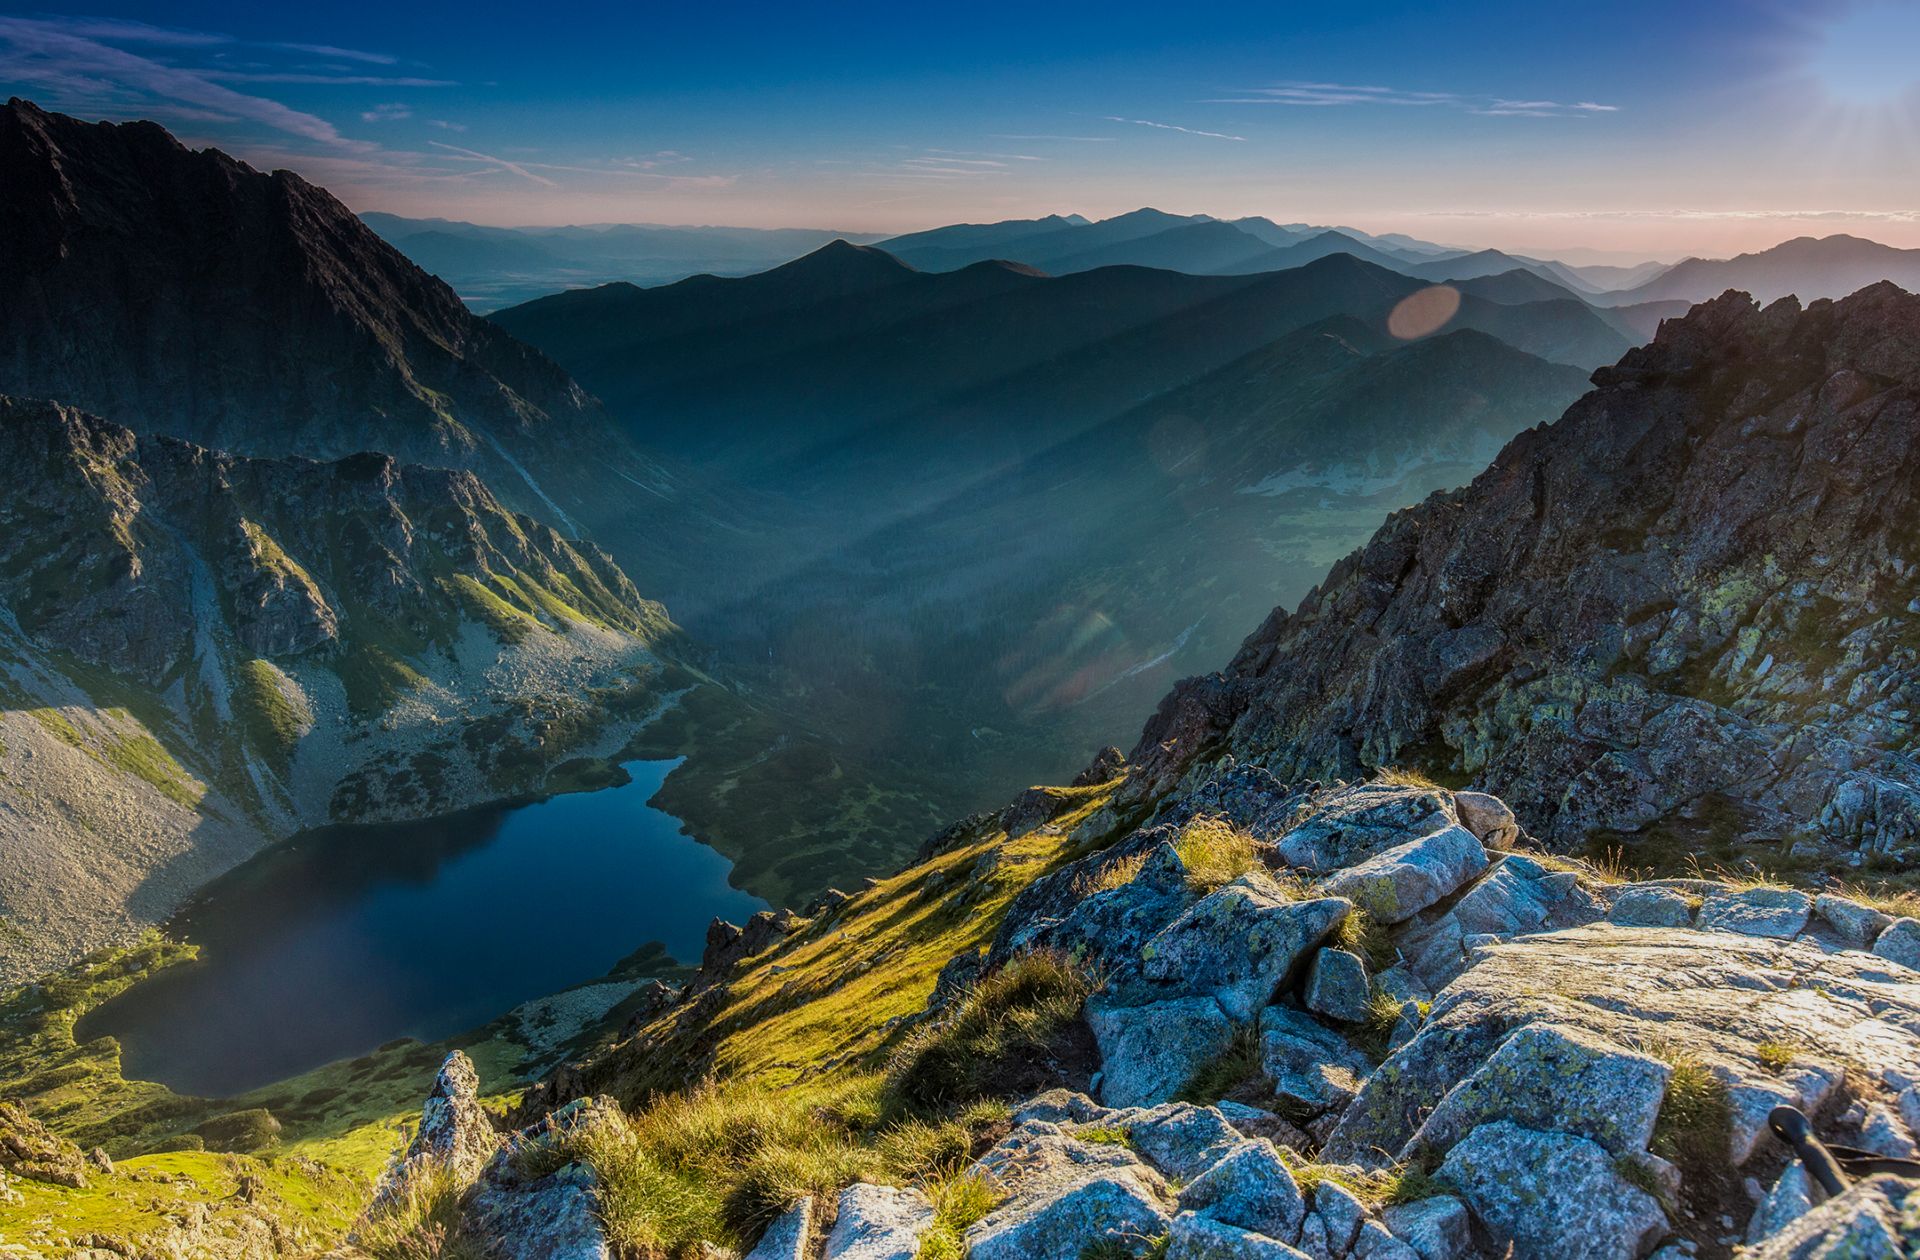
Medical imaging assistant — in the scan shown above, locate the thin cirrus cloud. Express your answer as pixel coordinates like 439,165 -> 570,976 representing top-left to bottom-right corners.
429,141 -> 734,189
1104,115 -> 1246,141
1210,82 -> 1618,117
0,15 -> 364,146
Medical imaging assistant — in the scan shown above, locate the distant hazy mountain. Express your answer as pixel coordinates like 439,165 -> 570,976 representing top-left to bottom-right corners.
363,212 -> 887,310
1601,234 -> 1920,305
0,98 -> 669,541
1223,229 -> 1414,275
494,243 -> 1631,492
1041,219 -> 1277,274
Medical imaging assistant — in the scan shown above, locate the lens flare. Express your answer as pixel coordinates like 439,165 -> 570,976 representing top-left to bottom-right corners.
1387,285 -> 1461,340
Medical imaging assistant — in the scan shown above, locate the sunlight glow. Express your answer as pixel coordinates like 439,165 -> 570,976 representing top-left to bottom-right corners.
1810,2 -> 1920,105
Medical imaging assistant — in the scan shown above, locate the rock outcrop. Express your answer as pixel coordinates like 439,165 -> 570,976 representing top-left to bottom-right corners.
1126,284 -> 1920,866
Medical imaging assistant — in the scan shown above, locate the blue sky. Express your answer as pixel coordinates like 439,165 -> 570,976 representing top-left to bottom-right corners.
3,1 -> 1918,257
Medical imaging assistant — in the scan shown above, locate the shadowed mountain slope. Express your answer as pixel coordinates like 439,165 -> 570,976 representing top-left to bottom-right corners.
1126,282 -> 1920,870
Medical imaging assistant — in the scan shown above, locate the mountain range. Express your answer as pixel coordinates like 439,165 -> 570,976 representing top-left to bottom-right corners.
361,212 -> 889,311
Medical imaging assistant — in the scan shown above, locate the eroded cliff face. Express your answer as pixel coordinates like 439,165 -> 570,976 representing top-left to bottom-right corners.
1127,283 -> 1920,864
0,396 -> 683,983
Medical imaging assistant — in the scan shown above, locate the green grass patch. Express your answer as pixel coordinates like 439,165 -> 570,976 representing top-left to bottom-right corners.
102,729 -> 203,809
339,645 -> 430,720
28,705 -> 87,748
885,953 -> 1092,1111
233,659 -> 305,778
448,574 -> 539,644
1173,817 -> 1258,893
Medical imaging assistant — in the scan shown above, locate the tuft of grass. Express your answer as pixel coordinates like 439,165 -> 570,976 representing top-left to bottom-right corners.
1332,909 -> 1397,973
352,1160 -> 482,1260
1645,1043 -> 1733,1187
1372,766 -> 1443,790
1077,1125 -> 1134,1147
1173,817 -> 1257,893
1756,1041 -> 1799,1075
917,1171 -> 1002,1260
885,953 -> 1092,1111
1081,1235 -> 1168,1260
1076,851 -> 1147,897
1175,1026 -> 1265,1106
1283,1157 -> 1450,1209
1353,988 -> 1417,1060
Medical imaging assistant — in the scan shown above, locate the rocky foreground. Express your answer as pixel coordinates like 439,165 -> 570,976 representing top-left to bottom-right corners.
351,768 -> 1920,1259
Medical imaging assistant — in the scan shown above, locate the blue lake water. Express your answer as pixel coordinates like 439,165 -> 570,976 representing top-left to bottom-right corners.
80,758 -> 765,1097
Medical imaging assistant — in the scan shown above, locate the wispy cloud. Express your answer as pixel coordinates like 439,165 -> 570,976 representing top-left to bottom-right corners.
427,118 -> 467,132
1214,81 -> 1619,118
361,102 -> 413,123
1105,115 -> 1245,141
428,140 -> 558,186
992,133 -> 1116,142
200,70 -> 456,86
0,15 -> 364,146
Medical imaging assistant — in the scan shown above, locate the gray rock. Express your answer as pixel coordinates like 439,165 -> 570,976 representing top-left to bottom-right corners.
1746,1163 -> 1814,1245
747,1196 -> 812,1260
1744,1173 -> 1920,1259
1014,1090 -> 1112,1127
1168,1211 -> 1311,1259
1304,949 -> 1371,1023
1120,1103 -> 1244,1182
1404,1022 -> 1669,1161
823,1183 -> 932,1260
1813,894 -> 1893,948
968,1119 -> 1168,1260
1274,785 -> 1459,872
1295,1211 -> 1329,1258
1328,925 -> 1912,1170
1087,995 -> 1238,1108
1214,1101 -> 1313,1152
463,1163 -> 611,1260
1873,917 -> 1920,970
1448,855 -> 1605,939
1438,1122 -> 1666,1260
1697,887 -> 1813,939
1381,1196 -> 1471,1260
1311,1179 -> 1367,1254
1453,791 -> 1520,848
1176,1139 -> 1305,1238
1353,1218 -> 1420,1260
368,1050 -> 498,1213
1857,1103 -> 1917,1158
1609,885 -> 1697,929
1900,1085 -> 1920,1139
1259,1006 -> 1373,1115
1321,826 -> 1489,926
1141,873 -> 1350,1020
972,1176 -> 1172,1259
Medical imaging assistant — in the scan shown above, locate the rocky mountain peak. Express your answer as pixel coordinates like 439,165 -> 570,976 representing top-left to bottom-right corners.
1126,282 -> 1920,865
0,98 -> 640,534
